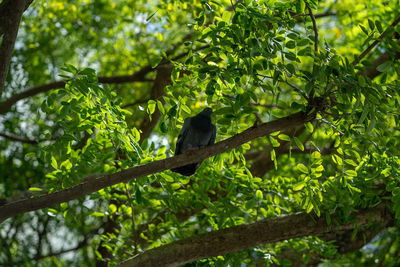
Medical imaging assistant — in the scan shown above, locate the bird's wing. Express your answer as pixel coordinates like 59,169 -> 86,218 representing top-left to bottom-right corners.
175,117 -> 191,155
208,124 -> 216,145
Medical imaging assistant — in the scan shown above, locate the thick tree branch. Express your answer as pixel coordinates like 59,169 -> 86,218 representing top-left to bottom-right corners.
0,111 -> 315,223
275,225 -> 385,266
0,0 -> 28,97
117,202 -> 393,267
0,45 -> 209,114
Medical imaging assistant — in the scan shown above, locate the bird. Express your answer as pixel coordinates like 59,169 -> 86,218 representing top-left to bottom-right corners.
171,107 -> 216,176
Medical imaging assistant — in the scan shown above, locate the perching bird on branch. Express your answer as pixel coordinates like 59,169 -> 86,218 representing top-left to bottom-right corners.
171,107 -> 216,176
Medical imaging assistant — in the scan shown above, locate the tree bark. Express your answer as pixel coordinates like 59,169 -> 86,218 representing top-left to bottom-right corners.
117,202 -> 394,267
0,0 -> 27,97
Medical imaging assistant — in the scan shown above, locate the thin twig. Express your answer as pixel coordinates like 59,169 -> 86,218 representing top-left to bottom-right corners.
122,98 -> 150,109
307,6 -> 319,54
0,131 -> 58,144
0,132 -> 39,144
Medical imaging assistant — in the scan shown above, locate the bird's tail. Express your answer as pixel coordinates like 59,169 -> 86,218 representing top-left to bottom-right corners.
171,163 -> 198,176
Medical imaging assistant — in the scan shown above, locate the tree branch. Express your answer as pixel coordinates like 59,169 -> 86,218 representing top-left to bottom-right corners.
307,6 -> 319,55
0,0 -> 28,97
352,16 -> 400,67
117,202 -> 393,267
0,74 -> 151,114
0,111 -> 315,222
0,132 -> 39,144
360,51 -> 400,79
122,98 -> 150,109
0,44 -> 209,114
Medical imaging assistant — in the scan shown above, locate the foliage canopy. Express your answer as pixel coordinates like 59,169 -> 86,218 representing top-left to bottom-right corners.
0,0 -> 400,266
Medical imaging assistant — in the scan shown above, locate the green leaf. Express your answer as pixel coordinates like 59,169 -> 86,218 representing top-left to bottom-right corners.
147,100 -> 156,115
357,105 -> 369,125
311,151 -> 321,159
91,212 -> 105,217
376,61 -> 391,72
206,80 -> 216,95
314,165 -> 324,172
222,11 -> 230,22
135,187 -> 142,204
60,159 -> 72,170
270,149 -> 276,161
29,187 -> 43,191
132,127 -> 141,142
286,63 -> 295,74
109,204 -> 117,213
368,19 -> 375,31
61,63 -> 78,74
314,202 -> 321,217
151,55 -> 163,68
299,0 -> 305,14
359,24 -> 368,35
306,202 -> 314,213
287,33 -> 298,40
367,116 -> 376,133
375,20 -> 383,33
256,190 -> 263,200
146,10 -> 158,21
305,122 -> 314,133
297,163 -> 308,174
291,102 -> 306,112
294,137 -> 304,151
278,134 -> 291,141
345,170 -> 357,177
181,104 -> 191,114
51,156 -> 58,169
157,100 -> 165,115
326,213 -> 332,229
197,13 -> 205,26
286,40 -> 296,49
358,75 -> 367,87
344,159 -> 358,167
269,136 -> 280,147
160,121 -> 168,133
163,173 -> 174,182
273,70 -> 280,85
293,181 -> 306,191
171,183 -> 181,190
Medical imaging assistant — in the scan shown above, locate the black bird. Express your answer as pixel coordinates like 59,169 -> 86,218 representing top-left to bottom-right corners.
171,107 -> 216,176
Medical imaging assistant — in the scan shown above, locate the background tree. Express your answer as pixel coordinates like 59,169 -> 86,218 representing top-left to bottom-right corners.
0,0 -> 400,266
